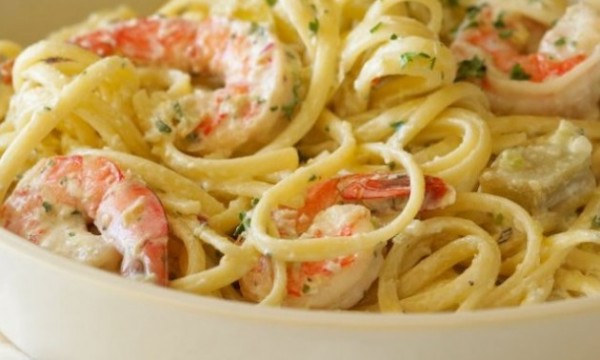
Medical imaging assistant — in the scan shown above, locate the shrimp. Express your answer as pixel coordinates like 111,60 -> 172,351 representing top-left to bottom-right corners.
451,2 -> 600,118
0,155 -> 169,285
0,59 -> 12,85
239,173 -> 455,309
70,16 -> 302,157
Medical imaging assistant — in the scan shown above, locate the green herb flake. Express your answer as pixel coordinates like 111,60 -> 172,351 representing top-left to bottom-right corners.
251,198 -> 260,207
400,52 -> 431,68
308,174 -> 318,182
429,57 -> 437,70
493,12 -> 506,29
266,0 -> 277,6
68,232 -> 75,237
466,5 -> 482,19
155,119 -> 172,134
509,63 -> 531,80
42,201 -> 53,213
281,83 -> 301,119
173,102 -> 184,119
494,213 -> 504,225
232,212 -> 251,238
456,56 -> 487,81
390,120 -> 405,131
591,215 -> 600,229
554,37 -> 567,47
308,18 -> 320,35
370,22 -> 383,33
185,132 -> 199,143
302,283 -> 310,294
390,33 -> 398,40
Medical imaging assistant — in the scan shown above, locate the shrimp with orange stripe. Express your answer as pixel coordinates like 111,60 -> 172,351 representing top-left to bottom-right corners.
451,1 -> 600,118
239,173 -> 455,309
69,16 -> 303,157
0,155 -> 169,285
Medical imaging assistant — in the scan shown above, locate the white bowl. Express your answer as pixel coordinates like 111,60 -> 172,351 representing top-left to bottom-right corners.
1,227 -> 600,360
2,1 -> 600,359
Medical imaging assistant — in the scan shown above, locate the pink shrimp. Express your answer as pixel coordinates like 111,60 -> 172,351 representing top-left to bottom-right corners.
70,17 -> 301,156
0,59 -> 12,85
453,4 -> 586,83
451,2 -> 600,118
240,173 -> 455,309
0,155 -> 169,285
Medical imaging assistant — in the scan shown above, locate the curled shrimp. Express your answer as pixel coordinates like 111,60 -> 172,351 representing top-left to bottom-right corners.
451,2 -> 600,118
0,155 -> 169,285
0,59 -> 12,86
70,16 -> 302,157
240,173 -> 455,309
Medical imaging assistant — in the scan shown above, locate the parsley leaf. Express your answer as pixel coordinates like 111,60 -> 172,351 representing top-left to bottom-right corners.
554,37 -> 567,47
390,120 -> 405,131
592,215 -> 600,229
509,63 -> 531,80
233,212 -> 251,238
42,201 -> 53,213
370,22 -> 383,33
308,18 -> 319,35
456,56 -> 486,81
155,119 -> 172,134
400,52 -> 431,68
266,0 -> 277,6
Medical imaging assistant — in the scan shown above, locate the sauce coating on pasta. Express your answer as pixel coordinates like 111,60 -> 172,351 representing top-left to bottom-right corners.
0,0 -> 599,312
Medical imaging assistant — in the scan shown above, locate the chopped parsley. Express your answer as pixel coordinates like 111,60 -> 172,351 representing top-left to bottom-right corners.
308,18 -> 320,35
370,22 -> 383,33
390,33 -> 398,40
266,0 -> 277,6
173,102 -> 184,120
185,132 -> 199,143
509,63 -> 531,80
429,57 -> 437,70
554,37 -> 567,47
400,52 -> 431,68
281,82 -> 301,119
445,0 -> 459,7
390,120 -> 405,131
232,212 -> 251,238
308,174 -> 318,182
591,215 -> 600,229
42,201 -> 53,213
456,56 -> 486,81
494,212 -> 504,225
155,119 -> 172,134
493,12 -> 506,29
68,232 -> 75,237
464,5 -> 483,28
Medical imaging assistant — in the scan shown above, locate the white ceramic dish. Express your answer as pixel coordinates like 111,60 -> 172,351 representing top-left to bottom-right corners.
1,227 -> 600,360
2,1 -> 600,359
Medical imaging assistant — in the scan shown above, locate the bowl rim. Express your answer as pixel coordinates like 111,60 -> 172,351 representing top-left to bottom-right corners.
1,227 -> 599,331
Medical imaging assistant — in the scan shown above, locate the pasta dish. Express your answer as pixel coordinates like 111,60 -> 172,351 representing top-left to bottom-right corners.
1,0 -> 600,313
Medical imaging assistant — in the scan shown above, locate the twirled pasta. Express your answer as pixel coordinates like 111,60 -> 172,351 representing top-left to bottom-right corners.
0,0 -> 600,313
